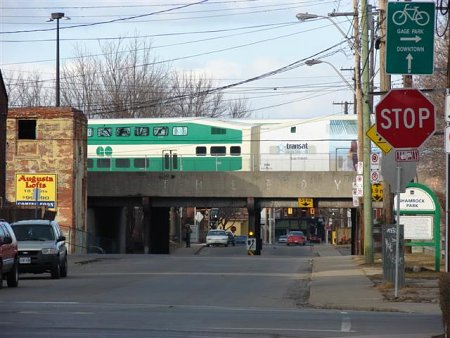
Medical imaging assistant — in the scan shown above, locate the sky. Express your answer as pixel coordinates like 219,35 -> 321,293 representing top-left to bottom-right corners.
0,0 -> 386,119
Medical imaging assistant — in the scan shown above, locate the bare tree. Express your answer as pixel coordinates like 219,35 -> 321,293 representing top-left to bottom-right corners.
62,38 -> 170,119
414,27 -> 448,207
4,70 -> 52,107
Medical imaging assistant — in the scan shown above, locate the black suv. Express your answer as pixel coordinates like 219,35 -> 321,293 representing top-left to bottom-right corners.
11,220 -> 68,279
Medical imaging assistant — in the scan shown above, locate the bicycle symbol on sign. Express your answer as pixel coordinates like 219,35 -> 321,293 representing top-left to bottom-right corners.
392,4 -> 430,26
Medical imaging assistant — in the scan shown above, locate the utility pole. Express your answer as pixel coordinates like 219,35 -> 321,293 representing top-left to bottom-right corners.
361,0 -> 374,264
378,0 -> 393,226
332,101 -> 353,114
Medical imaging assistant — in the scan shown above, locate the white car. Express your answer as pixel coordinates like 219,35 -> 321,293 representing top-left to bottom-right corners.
206,230 -> 229,247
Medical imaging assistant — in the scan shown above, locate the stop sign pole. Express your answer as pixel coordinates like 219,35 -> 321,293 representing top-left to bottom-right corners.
375,88 -> 435,296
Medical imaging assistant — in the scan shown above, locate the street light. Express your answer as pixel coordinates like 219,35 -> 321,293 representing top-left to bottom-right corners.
296,12 -> 356,53
305,59 -> 354,91
48,12 -> 70,107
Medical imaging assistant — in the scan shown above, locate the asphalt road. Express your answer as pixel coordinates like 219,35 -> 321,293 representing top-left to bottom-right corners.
0,244 -> 442,338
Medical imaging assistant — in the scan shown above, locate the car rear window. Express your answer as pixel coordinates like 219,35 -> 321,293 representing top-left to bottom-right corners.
12,224 -> 55,241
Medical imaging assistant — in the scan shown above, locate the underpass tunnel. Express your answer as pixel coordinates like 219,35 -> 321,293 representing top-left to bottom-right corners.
91,207 -> 126,254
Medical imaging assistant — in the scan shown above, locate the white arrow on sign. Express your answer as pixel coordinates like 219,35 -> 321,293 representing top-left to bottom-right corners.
406,54 -> 413,73
400,36 -> 421,43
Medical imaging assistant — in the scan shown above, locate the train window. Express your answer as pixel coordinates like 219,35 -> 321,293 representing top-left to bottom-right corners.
97,158 -> 111,168
116,158 -> 130,168
210,146 -> 226,156
87,128 -> 93,137
97,127 -> 112,137
230,146 -> 241,156
116,127 -> 130,137
135,127 -> 149,136
153,126 -> 168,136
196,146 -> 207,156
87,159 -> 93,168
18,119 -> 36,140
291,127 -> 296,133
134,158 -> 148,169
172,126 -> 187,136
211,127 -> 226,135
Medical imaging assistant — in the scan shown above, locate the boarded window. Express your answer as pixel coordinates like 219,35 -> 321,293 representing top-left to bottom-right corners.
18,120 -> 36,140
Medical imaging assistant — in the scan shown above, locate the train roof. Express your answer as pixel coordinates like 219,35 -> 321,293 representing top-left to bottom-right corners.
87,114 -> 357,127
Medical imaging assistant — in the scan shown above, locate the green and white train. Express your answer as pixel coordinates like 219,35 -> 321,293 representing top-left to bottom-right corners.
87,115 -> 359,172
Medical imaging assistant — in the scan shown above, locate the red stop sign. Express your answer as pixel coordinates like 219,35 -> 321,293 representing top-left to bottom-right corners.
375,89 -> 435,148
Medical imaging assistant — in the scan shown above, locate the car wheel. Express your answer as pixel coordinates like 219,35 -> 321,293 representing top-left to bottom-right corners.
60,255 -> 68,278
51,261 -> 61,279
225,244 -> 228,247
6,259 -> 19,287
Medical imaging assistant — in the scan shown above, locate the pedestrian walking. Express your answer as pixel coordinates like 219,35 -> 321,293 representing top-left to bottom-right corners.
184,224 -> 192,248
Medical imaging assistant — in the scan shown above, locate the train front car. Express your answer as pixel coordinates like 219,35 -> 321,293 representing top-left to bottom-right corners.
87,118 -> 253,172
255,115 -> 359,172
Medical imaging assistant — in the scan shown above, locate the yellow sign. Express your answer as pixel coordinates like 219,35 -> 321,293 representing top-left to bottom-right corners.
371,183 -> 383,202
15,174 -> 57,210
298,198 -> 313,208
366,124 -> 392,154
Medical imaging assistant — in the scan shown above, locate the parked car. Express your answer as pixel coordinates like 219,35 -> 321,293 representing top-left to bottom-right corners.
277,234 -> 288,243
234,235 -> 248,245
226,232 -> 235,246
287,231 -> 306,246
206,229 -> 229,247
11,219 -> 68,279
0,220 -> 19,288
309,235 -> 322,243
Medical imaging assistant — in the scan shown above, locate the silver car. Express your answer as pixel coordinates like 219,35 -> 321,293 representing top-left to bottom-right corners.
206,229 -> 229,247
11,219 -> 68,279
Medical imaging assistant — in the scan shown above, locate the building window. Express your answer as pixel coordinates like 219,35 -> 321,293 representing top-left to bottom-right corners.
291,126 -> 296,133
87,159 -> 93,168
210,146 -> 226,156
135,127 -> 149,136
18,119 -> 36,140
153,126 -> 168,136
173,126 -> 187,136
97,158 -> 111,168
211,127 -> 226,135
196,146 -> 207,156
116,127 -> 130,137
97,127 -> 112,137
230,146 -> 241,156
116,158 -> 130,168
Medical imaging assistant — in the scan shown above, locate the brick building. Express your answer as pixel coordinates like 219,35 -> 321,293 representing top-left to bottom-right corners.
6,107 -> 87,253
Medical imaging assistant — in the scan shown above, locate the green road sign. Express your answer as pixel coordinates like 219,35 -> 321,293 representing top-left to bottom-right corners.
386,1 -> 435,75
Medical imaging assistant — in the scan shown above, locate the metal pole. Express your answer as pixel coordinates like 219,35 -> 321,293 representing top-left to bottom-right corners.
56,17 -> 60,107
394,166 -> 401,298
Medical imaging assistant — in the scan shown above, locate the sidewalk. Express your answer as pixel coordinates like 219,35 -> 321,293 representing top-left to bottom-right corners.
172,243 -> 441,314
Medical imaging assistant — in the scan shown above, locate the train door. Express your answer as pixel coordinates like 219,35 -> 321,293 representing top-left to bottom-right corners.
162,150 -> 180,171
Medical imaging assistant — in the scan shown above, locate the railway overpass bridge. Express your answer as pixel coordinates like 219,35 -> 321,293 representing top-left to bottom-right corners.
86,171 -> 361,254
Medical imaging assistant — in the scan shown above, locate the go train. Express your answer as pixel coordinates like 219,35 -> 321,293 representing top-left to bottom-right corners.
87,115 -> 358,172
